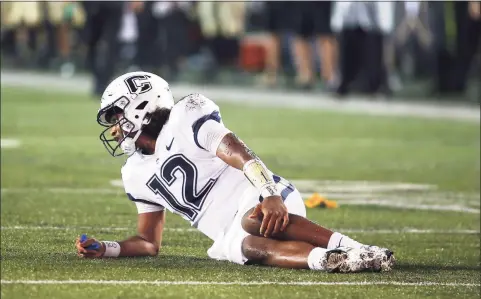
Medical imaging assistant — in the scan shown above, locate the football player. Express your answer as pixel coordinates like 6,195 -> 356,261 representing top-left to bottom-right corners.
76,72 -> 395,273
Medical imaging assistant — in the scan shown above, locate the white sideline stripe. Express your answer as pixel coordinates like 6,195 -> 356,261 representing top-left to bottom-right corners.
2,71 -> 480,122
290,180 -> 437,192
1,280 -> 479,287
1,226 -> 479,235
320,198 -> 481,214
1,138 -> 21,149
110,179 -> 438,193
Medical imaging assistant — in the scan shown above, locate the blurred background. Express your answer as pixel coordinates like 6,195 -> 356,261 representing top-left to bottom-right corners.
1,0 -> 480,103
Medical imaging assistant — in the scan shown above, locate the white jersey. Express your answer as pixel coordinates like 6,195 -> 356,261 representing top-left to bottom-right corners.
121,94 -> 253,240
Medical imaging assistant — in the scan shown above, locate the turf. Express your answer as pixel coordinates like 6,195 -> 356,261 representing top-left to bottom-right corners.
1,87 -> 480,298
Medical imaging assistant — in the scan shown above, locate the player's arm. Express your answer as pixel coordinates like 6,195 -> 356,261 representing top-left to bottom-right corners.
194,111 -> 288,236
217,133 -> 289,237
114,210 -> 166,257
76,210 -> 165,258
216,132 -> 257,169
214,132 -> 282,199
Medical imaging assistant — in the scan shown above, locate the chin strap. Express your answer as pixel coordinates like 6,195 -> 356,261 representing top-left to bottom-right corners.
120,138 -> 137,156
120,129 -> 144,156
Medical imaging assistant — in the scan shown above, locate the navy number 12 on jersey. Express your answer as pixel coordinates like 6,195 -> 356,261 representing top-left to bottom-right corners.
146,154 -> 217,221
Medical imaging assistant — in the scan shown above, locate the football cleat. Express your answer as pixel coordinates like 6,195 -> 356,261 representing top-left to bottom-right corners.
360,245 -> 396,272
323,246 -> 392,273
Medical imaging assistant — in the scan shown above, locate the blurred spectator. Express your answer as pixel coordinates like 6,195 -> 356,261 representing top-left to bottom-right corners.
261,1 -> 302,86
387,1 -> 432,91
331,1 -> 395,97
427,1 -> 451,94
152,1 -> 193,81
450,1 -> 480,93
315,2 -> 338,90
1,1 -> 42,67
81,1 -> 124,96
45,2 -> 86,76
1,2 -> 17,59
197,1 -> 246,81
289,1 -> 337,90
133,1 -> 156,72
118,2 -> 140,72
259,1 -> 285,87
429,1 -> 480,95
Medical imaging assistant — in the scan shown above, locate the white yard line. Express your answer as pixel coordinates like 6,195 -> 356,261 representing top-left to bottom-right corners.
2,187 -> 479,214
1,280 -> 479,287
1,188 -> 123,195
0,226 -> 191,232
1,226 -> 478,235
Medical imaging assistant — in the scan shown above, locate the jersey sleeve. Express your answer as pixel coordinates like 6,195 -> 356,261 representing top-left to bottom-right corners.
121,162 -> 165,214
179,93 -> 232,155
128,194 -> 165,214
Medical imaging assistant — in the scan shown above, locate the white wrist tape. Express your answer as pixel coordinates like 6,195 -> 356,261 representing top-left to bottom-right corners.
102,241 -> 121,257
243,159 -> 281,198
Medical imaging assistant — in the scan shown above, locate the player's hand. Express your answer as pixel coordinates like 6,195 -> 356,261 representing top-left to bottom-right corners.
75,235 -> 105,258
249,196 -> 289,237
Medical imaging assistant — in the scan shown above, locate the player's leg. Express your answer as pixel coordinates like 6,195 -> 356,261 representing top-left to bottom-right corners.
211,209 -> 371,272
208,185 -> 392,272
242,188 -> 364,251
206,187 -> 338,271
240,187 -> 394,272
242,208 -> 363,250
241,235 -> 315,269
241,234 -> 384,273
242,183 -> 395,273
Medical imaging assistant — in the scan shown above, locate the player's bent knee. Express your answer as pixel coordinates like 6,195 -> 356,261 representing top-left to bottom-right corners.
241,208 -> 261,236
241,235 -> 268,263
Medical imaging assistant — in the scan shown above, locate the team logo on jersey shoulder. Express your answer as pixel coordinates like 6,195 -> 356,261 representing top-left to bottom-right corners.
184,94 -> 206,111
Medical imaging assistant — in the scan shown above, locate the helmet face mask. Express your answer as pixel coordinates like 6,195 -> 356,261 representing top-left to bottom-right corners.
98,115 -> 137,157
96,72 -> 174,157
97,96 -> 139,157
97,96 -> 130,127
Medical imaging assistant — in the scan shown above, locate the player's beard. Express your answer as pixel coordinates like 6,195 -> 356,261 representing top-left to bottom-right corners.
132,134 -> 157,155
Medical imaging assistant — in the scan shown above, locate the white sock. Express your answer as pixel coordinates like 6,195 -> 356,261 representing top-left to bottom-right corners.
327,232 -> 364,250
307,247 -> 328,271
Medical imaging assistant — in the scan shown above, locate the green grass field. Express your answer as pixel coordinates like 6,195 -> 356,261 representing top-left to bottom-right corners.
1,86 -> 480,298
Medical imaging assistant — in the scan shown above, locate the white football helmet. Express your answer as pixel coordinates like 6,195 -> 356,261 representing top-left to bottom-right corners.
96,71 -> 174,156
